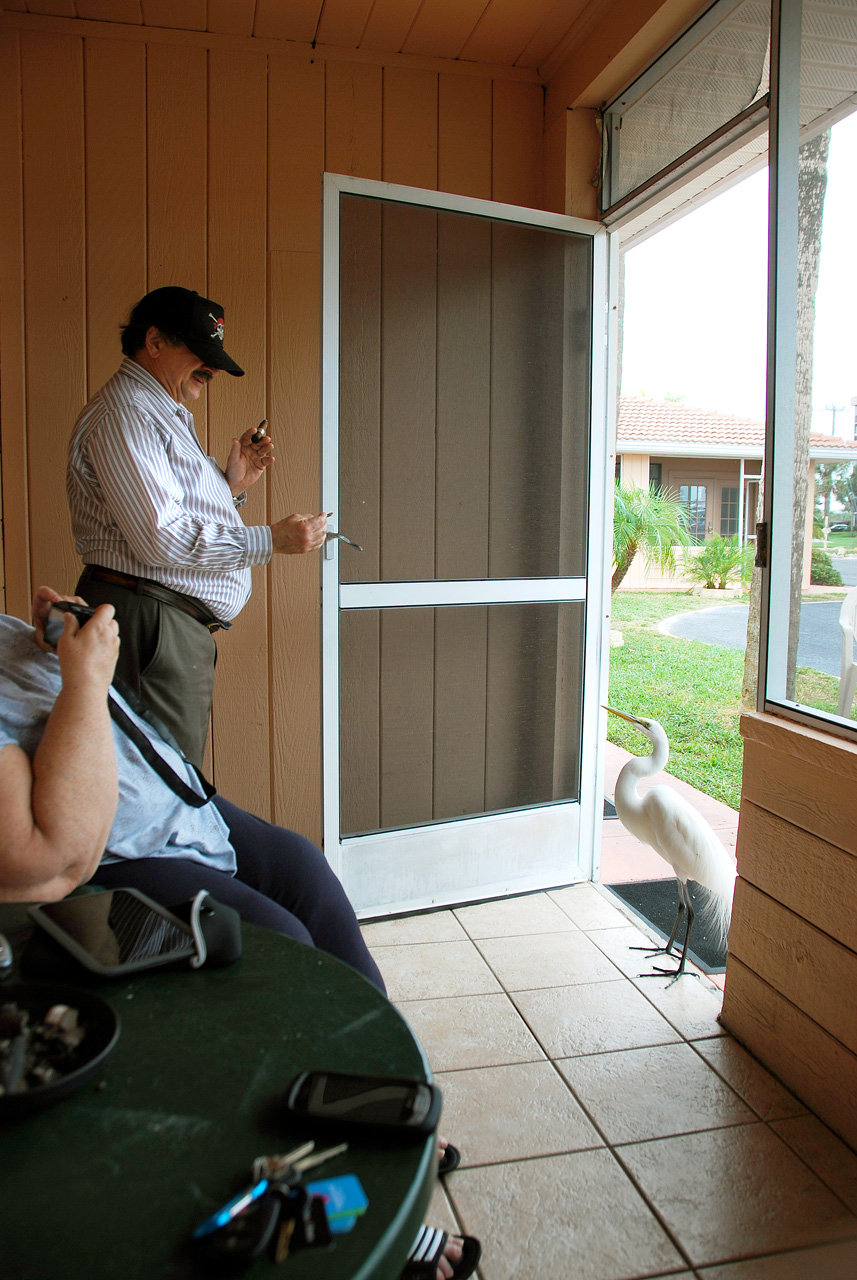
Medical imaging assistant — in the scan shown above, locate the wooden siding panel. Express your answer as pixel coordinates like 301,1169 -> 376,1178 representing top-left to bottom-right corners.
268,250 -> 323,842
315,0 -> 374,49
380,204 -> 436,582
340,609 -> 380,835
729,878 -> 857,1056
268,55 -> 324,254
207,48 -> 270,815
359,0 -> 420,53
84,37 -> 147,397
403,0 -> 487,59
338,194 -> 381,583
21,32 -> 86,595
432,212 -> 491,820
438,73 -> 492,199
27,1 -> 76,15
77,2 -> 143,21
380,609 -> 434,828
726,712 -> 857,1148
738,800 -> 857,953
435,213 -> 491,578
382,66 -> 438,189
433,606 -> 488,819
325,60 -> 382,179
141,0 -> 206,29
722,956 -> 857,1150
492,78 -> 544,208
206,0 -> 255,36
461,0 -> 556,66
741,735 -> 857,860
0,29 -> 29,617
146,41 -> 209,442
543,108 -> 567,216
253,0 -> 320,42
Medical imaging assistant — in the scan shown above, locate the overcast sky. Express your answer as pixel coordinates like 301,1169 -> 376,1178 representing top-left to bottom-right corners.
621,109 -> 857,440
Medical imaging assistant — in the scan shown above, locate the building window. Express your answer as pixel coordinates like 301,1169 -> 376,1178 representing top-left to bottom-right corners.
720,486 -> 739,536
649,462 -> 662,491
680,484 -> 707,542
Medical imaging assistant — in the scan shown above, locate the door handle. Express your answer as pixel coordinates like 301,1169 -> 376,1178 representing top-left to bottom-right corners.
324,530 -> 363,560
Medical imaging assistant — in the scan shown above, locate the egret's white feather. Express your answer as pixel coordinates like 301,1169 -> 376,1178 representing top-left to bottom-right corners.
609,709 -> 737,954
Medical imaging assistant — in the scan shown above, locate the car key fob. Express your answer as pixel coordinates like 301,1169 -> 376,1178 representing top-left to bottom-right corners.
193,1190 -> 281,1272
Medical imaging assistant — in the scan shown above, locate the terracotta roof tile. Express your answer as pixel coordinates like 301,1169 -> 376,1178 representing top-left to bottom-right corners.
617,396 -> 857,452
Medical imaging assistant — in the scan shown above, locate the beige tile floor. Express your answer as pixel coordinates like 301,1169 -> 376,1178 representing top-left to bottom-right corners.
360,749 -> 857,1279
363,886 -> 857,1280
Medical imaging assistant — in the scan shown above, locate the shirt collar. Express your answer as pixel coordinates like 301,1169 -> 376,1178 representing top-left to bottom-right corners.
118,356 -> 193,425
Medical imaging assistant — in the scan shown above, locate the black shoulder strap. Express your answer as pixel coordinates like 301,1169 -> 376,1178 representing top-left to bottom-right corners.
107,679 -> 216,808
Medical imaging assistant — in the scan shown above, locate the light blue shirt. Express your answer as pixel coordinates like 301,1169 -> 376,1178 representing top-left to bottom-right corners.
0,615 -> 236,874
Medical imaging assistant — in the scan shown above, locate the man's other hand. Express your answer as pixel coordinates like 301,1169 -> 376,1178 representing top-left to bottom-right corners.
225,426 -> 275,495
270,512 -> 329,555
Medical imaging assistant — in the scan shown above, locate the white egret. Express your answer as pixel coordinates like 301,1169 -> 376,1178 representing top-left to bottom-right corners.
605,706 -> 737,983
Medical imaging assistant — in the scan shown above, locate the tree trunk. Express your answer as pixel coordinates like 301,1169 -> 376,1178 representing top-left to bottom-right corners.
741,478 -> 765,708
787,130 -> 829,698
611,543 -> 638,593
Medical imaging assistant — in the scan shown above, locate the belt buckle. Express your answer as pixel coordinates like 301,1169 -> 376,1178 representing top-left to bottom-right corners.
207,621 -> 220,633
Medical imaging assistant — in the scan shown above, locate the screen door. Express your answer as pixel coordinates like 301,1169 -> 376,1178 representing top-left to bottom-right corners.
321,174 -> 610,916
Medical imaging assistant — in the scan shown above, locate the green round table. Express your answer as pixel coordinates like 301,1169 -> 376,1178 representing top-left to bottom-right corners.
0,916 -> 435,1280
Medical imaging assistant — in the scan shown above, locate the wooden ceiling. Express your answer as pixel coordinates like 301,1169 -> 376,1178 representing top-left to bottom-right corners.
0,0 -> 616,80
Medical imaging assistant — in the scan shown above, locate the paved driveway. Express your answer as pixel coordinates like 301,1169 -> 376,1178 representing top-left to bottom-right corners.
661,599 -> 845,677
658,558 -> 856,676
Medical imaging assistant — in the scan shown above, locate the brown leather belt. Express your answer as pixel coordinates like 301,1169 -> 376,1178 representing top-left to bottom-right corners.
79,566 -> 230,633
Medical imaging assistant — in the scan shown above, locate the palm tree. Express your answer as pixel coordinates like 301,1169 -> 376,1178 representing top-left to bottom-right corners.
612,481 -> 691,593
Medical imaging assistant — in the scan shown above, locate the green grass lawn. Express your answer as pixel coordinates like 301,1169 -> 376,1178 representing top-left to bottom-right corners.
608,593 -> 745,810
608,590 -> 854,811
816,533 -> 857,553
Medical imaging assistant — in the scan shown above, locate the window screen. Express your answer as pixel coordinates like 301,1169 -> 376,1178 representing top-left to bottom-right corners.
603,0 -> 770,213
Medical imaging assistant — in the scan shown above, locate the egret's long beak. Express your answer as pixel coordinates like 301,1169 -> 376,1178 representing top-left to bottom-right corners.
603,705 -> 646,727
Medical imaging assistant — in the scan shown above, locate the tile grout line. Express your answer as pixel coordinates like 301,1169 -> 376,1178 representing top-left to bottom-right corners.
371,898 -> 857,1274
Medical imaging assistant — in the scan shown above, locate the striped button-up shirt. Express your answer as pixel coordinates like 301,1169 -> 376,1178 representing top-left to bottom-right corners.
67,358 -> 273,623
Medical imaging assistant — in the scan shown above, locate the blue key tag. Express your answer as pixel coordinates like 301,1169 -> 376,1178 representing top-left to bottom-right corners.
305,1174 -> 368,1234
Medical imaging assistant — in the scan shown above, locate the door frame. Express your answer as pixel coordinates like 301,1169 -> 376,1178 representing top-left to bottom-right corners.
320,172 -> 613,916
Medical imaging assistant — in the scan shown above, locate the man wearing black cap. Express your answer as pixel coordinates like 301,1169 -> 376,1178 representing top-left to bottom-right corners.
67,286 -> 328,767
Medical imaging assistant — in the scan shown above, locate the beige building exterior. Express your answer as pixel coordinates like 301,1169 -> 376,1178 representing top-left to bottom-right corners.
617,396 -> 857,590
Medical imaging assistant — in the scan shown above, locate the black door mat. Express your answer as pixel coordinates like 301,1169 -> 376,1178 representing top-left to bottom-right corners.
603,798 -> 618,819
606,879 -> 727,974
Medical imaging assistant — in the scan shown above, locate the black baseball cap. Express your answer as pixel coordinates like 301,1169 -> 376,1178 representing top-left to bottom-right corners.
129,286 -> 244,376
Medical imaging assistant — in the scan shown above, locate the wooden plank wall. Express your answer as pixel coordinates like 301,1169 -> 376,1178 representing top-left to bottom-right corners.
0,15 -> 545,840
721,711 -> 857,1147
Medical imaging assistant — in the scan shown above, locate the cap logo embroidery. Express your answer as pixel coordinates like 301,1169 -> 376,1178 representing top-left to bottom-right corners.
209,313 -> 224,343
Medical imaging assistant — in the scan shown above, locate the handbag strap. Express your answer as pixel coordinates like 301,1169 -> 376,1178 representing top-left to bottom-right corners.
107,678 -> 216,808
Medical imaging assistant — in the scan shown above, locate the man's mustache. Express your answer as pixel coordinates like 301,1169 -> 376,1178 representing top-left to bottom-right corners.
194,369 -> 214,383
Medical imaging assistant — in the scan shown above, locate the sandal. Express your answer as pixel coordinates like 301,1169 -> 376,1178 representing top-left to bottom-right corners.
438,1142 -> 461,1176
401,1226 -> 481,1280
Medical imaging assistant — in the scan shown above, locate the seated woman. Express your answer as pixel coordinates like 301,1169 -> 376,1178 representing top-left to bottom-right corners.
0,587 -> 478,1280
0,586 -> 383,990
